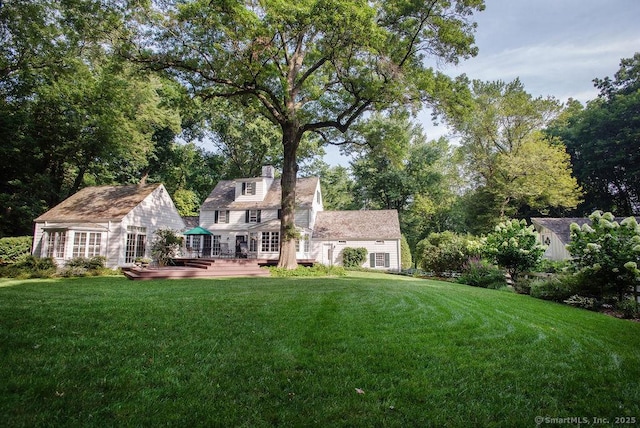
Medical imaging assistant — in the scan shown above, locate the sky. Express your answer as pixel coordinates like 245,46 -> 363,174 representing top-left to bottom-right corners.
324,0 -> 640,166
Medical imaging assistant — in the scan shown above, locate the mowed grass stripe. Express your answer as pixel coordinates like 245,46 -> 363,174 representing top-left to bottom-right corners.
0,273 -> 639,427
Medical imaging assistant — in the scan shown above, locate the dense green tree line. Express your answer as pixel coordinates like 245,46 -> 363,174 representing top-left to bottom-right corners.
1,1 -> 638,270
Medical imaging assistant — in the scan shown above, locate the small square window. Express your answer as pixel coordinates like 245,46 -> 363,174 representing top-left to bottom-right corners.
242,182 -> 256,195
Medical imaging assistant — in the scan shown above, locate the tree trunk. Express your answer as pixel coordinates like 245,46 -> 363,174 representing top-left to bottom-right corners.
277,124 -> 301,269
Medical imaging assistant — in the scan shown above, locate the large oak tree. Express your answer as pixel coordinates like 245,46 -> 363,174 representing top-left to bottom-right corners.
127,0 -> 485,268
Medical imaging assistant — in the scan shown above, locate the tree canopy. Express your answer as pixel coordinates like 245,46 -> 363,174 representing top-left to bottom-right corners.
126,0 -> 485,267
447,78 -> 582,230
547,53 -> 640,215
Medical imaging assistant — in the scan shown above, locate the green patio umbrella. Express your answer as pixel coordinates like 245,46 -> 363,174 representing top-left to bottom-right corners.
183,226 -> 212,235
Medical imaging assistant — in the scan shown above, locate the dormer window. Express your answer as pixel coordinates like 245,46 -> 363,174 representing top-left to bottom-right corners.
242,182 -> 256,196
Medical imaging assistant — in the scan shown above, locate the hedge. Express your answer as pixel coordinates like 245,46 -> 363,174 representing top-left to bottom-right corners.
0,236 -> 32,265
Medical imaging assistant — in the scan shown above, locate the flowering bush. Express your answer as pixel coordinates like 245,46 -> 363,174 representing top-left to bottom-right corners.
566,211 -> 640,300
482,219 -> 546,283
151,228 -> 183,266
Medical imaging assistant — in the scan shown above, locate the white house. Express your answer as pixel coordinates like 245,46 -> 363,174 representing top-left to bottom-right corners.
196,166 -> 402,271
32,183 -> 185,268
531,216 -> 640,261
311,210 -> 402,270
196,166 -> 321,260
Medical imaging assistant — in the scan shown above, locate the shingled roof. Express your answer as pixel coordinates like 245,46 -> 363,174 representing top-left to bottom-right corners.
532,216 -> 640,245
312,210 -> 401,240
531,218 -> 588,245
201,176 -> 319,211
35,184 -> 162,222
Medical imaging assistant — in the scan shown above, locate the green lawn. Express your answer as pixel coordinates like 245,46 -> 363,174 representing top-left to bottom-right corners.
1,273 -> 639,427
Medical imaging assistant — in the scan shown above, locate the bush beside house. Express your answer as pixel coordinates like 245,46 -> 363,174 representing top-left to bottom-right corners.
0,236 -> 32,265
342,247 -> 368,268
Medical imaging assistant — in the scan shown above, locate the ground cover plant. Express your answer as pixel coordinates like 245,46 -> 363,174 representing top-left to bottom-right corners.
1,273 -> 640,427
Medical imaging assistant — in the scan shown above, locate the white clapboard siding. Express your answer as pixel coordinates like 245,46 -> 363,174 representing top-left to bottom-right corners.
233,177 -> 274,202
119,185 -> 186,265
311,239 -> 401,271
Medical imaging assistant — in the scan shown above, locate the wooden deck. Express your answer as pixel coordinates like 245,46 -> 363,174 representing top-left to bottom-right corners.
123,257 -> 316,280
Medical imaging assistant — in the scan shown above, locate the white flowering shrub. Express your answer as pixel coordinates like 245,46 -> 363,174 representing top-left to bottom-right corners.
482,219 -> 546,283
566,211 -> 640,300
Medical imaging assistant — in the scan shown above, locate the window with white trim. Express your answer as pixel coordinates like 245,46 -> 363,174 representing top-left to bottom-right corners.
242,181 -> 256,195
215,210 -> 229,224
369,252 -> 391,268
261,231 -> 279,252
125,226 -> 147,263
46,231 -> 67,258
72,232 -> 102,258
295,235 -> 310,253
212,235 -> 221,255
246,209 -> 261,223
187,235 -> 201,250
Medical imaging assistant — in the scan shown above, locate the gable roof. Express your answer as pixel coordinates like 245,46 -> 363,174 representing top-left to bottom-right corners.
312,210 -> 401,240
201,176 -> 319,211
35,184 -> 162,222
531,217 -> 640,245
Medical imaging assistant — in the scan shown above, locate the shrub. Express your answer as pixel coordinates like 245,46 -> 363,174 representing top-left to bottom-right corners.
59,256 -> 109,277
457,258 -> 506,289
530,275 -> 580,302
417,232 -> 480,276
65,256 -> 106,270
566,211 -> 640,301
512,278 -> 532,295
0,256 -> 57,278
483,219 -> 546,283
400,235 -> 412,270
342,247 -> 368,268
0,236 -> 32,265
59,266 -> 89,277
616,298 -> 640,319
536,259 -> 570,274
151,228 -> 183,266
269,264 -> 346,277
563,295 -> 597,310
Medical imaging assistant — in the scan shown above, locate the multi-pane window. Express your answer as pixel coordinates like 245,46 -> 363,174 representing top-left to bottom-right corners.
261,232 -> 279,252
212,235 -> 221,255
72,232 -> 102,258
125,226 -> 147,263
242,182 -> 256,195
370,252 -> 391,268
187,235 -> 201,251
246,209 -> 261,223
46,231 -> 67,258
215,210 -> 229,223
295,236 -> 310,253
